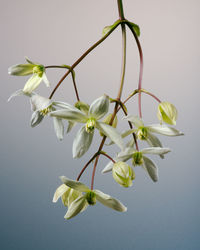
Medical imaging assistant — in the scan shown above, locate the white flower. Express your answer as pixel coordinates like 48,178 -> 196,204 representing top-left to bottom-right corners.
8,57 -> 50,94
50,95 -> 124,158
102,146 -> 171,182
8,90 -> 67,140
56,176 -> 127,219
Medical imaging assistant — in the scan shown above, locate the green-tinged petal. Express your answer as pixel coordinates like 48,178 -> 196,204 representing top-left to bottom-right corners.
64,195 -> 88,220
96,122 -> 124,150
66,189 -> 83,208
94,190 -> 127,212
30,111 -> 44,127
42,72 -> 50,87
126,138 -> 135,148
8,64 -> 34,76
146,132 -> 164,159
23,74 -> 43,94
129,22 -> 140,37
52,184 -> 69,203
121,129 -> 137,138
25,57 -> 36,65
73,125 -> 94,158
30,95 -> 52,111
60,176 -> 90,192
102,160 -> 115,174
50,109 -> 87,123
75,101 -> 90,115
53,117 -> 64,140
7,89 -> 32,102
123,115 -> 144,128
53,101 -> 77,110
141,147 -> 171,155
89,95 -> 109,120
142,156 -> 158,182
117,147 -> 135,160
66,121 -> 76,133
157,102 -> 178,125
147,124 -> 184,136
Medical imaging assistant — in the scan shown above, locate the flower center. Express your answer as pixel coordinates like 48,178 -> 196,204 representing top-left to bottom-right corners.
33,65 -> 44,77
137,127 -> 147,140
132,152 -> 143,166
86,191 -> 96,205
40,105 -> 52,116
85,118 -> 96,133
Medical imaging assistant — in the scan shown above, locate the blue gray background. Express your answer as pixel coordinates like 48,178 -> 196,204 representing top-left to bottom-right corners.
1,0 -> 199,249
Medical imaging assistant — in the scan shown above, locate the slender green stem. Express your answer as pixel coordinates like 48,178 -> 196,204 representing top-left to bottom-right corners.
117,0 -> 125,20
49,20 -> 122,99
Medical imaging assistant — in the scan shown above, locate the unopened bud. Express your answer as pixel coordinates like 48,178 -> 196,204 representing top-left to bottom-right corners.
157,102 -> 178,125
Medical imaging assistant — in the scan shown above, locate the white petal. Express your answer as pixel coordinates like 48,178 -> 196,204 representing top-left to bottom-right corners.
142,156 -> 158,182
25,56 -> 36,65
52,184 -> 69,203
73,126 -> 94,158
53,117 -> 64,140
64,195 -> 88,219
50,109 -> 87,123
42,72 -> 50,87
117,147 -> 135,159
96,122 -> 124,150
126,138 -> 135,148
94,190 -> 127,212
30,94 -> 52,111
89,95 -> 109,120
66,121 -> 76,133
30,111 -> 44,127
147,124 -> 184,136
8,63 -> 34,76
146,132 -> 164,159
123,115 -> 144,128
53,102 -> 77,110
60,176 -> 90,192
23,74 -> 43,94
101,160 -> 115,173
7,89 -> 31,102
141,147 -> 171,155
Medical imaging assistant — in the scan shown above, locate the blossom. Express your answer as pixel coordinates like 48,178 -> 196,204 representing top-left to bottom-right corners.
50,95 -> 124,158
157,102 -> 178,125
102,146 -> 171,182
8,90 -> 67,140
112,161 -> 135,187
54,176 -> 127,219
8,57 -> 50,94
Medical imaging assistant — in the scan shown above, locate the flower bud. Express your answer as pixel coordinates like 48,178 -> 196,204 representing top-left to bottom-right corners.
132,152 -> 143,166
75,101 -> 90,115
112,161 -> 135,188
62,187 -> 82,207
100,113 -> 118,136
86,191 -> 96,205
85,118 -> 96,133
137,127 -> 148,140
157,102 -> 178,125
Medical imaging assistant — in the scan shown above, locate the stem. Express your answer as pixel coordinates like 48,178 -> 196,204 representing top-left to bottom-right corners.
140,89 -> 161,103
91,0 -> 127,190
49,20 -> 122,99
126,22 -> 144,118
100,151 -> 116,163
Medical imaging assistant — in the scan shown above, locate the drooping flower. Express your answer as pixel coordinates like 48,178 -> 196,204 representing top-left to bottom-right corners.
54,176 -> 127,219
157,102 -> 178,125
50,95 -> 124,158
8,89 -> 68,140
112,161 -> 135,187
8,57 -> 50,94
102,146 -> 171,182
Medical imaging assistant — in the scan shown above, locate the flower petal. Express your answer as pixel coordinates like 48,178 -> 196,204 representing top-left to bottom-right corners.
142,156 -> 158,182
141,147 -> 171,155
8,64 -> 34,76
7,89 -> 32,102
94,190 -> 127,212
96,122 -> 124,150
60,176 -> 90,192
146,132 -> 164,159
147,124 -> 184,136
123,115 -> 144,128
30,111 -> 44,127
66,121 -> 76,133
30,95 -> 52,111
89,95 -> 109,120
73,125 -> 94,158
52,184 -> 69,203
64,195 -> 88,220
42,72 -> 50,87
23,74 -> 43,94
50,109 -> 87,123
53,117 -> 64,140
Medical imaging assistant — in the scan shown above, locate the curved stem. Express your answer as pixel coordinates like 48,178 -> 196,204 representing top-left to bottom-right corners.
100,151 -> 116,163
49,20 -> 122,99
126,22 -> 144,118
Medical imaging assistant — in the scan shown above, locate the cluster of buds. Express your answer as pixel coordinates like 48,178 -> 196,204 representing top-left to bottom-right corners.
8,1 -> 183,220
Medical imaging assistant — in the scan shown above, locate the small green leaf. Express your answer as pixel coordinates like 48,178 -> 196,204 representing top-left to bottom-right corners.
129,22 -> 140,37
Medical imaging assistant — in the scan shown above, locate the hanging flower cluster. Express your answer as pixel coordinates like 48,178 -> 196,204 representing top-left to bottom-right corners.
8,0 -> 183,220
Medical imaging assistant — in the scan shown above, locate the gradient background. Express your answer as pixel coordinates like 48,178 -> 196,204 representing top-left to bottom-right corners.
1,0 -> 199,249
